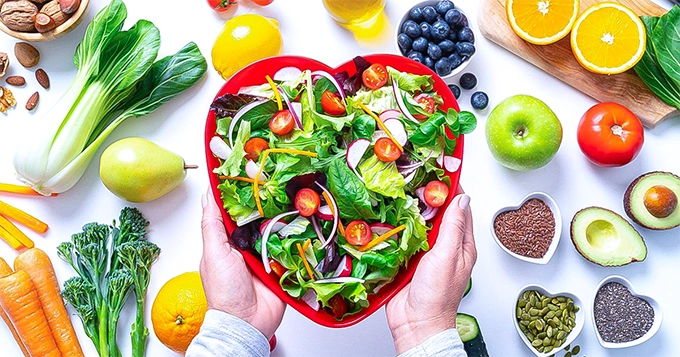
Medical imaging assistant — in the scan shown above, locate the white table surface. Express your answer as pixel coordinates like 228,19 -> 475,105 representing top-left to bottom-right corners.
1,0 -> 679,356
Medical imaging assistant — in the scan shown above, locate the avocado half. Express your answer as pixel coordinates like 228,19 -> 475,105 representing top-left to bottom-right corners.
571,207 -> 647,267
624,171 -> 680,230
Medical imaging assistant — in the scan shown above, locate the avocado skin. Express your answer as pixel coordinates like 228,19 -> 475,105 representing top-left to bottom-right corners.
570,206 -> 647,267
624,171 -> 680,230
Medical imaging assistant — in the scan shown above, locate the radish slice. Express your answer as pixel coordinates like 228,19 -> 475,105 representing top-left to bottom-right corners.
301,289 -> 320,311
245,160 -> 266,181
259,219 -> 287,235
422,206 -> 439,221
236,210 -> 263,227
371,130 -> 389,143
404,170 -> 418,184
229,99 -> 267,147
273,66 -> 302,81
262,210 -> 299,273
332,255 -> 352,278
210,136 -> 232,160
290,102 -> 302,120
311,70 -> 346,103
315,182 -> 339,249
315,277 -> 365,284
436,149 -> 445,167
310,215 -> 327,245
317,205 -> 334,221
346,139 -> 370,182
370,223 -> 398,240
379,109 -> 401,122
392,77 -> 419,124
383,118 -> 408,146
444,156 -> 462,173
415,187 -> 426,203
278,87 -> 303,130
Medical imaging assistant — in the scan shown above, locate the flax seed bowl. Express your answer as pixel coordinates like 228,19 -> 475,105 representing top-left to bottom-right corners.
491,192 -> 562,264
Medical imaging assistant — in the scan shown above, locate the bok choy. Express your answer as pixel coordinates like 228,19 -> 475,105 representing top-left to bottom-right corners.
13,0 -> 207,195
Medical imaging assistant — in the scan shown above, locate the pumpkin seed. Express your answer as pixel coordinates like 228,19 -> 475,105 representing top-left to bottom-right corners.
532,339 -> 543,347
572,345 -> 580,354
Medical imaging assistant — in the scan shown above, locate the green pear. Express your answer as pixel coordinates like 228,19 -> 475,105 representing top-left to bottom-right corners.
100,138 -> 197,203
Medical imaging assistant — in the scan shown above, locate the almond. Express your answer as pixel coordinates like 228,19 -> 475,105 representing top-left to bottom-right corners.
14,42 -> 40,68
35,68 -> 49,89
5,75 -> 25,86
25,91 -> 38,110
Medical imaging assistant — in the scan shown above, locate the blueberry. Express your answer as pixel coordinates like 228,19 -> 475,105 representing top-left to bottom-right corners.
422,6 -> 438,23
471,91 -> 489,110
407,50 -> 425,63
456,42 -> 475,57
458,27 -> 474,43
448,52 -> 463,69
438,40 -> 455,55
444,9 -> 463,27
436,0 -> 455,15
424,56 -> 435,69
431,20 -> 450,41
458,14 -> 469,28
427,42 -> 442,60
420,22 -> 433,40
448,30 -> 458,42
459,73 -> 477,90
434,57 -> 452,76
409,6 -> 425,22
412,37 -> 428,52
398,33 -> 413,54
448,84 -> 461,99
403,20 -> 421,39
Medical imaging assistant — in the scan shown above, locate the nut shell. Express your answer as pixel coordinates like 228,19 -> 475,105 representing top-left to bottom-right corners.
39,0 -> 68,26
14,42 -> 39,68
0,52 -> 8,79
0,1 -> 38,32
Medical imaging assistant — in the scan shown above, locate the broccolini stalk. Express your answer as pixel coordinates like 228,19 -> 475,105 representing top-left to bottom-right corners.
106,269 -> 134,357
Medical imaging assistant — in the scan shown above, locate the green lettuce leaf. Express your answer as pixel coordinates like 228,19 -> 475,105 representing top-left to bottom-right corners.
359,155 -> 406,199
214,120 -> 250,177
349,87 -> 396,114
217,180 -> 255,223
387,66 -> 434,92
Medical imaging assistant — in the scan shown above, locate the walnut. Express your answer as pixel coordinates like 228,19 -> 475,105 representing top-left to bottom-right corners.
1,1 -> 38,32
39,0 -> 68,26
0,86 -> 17,113
0,52 -> 8,80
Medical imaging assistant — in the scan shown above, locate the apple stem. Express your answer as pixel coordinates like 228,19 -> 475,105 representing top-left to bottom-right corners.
184,164 -> 199,170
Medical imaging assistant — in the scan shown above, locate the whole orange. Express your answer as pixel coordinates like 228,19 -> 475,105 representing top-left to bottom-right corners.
152,271 -> 208,354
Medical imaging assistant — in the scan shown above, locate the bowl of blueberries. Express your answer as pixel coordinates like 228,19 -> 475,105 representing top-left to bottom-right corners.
396,0 -> 476,79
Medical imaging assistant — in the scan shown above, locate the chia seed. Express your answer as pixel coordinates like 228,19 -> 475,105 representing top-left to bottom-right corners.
493,198 -> 555,258
594,282 -> 655,343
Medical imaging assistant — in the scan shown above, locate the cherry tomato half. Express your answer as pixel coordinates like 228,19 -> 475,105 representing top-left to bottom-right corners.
345,220 -> 372,246
321,90 -> 346,116
577,102 -> 644,167
374,137 -> 402,162
424,181 -> 449,208
327,295 -> 348,319
207,0 -> 236,12
269,259 -> 287,277
362,63 -> 388,90
251,0 -> 274,5
269,110 -> 295,136
244,138 -> 269,161
295,188 -> 321,217
413,93 -> 436,120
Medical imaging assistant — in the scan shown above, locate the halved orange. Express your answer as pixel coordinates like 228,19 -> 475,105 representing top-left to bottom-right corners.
506,0 -> 580,45
570,2 -> 646,74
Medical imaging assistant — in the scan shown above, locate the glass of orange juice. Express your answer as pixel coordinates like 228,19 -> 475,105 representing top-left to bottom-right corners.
322,0 -> 386,26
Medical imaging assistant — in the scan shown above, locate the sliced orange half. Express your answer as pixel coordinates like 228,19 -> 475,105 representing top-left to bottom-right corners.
570,2 -> 646,75
506,0 -> 580,45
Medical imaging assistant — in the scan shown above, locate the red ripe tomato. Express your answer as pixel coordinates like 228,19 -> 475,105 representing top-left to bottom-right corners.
321,90 -> 346,116
244,138 -> 269,161
268,259 -> 286,277
269,110 -> 295,135
374,137 -> 402,162
577,102 -> 644,167
327,295 -> 348,319
252,0 -> 274,5
413,93 -> 435,120
362,64 -> 388,90
345,220 -> 372,246
207,0 -> 236,12
424,181 -> 449,208
295,188 -> 321,217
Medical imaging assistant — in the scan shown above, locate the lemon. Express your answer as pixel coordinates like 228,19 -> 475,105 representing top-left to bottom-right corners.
212,14 -> 283,80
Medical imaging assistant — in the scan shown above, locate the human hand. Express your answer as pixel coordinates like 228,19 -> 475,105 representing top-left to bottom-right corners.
386,191 -> 477,354
200,188 -> 286,339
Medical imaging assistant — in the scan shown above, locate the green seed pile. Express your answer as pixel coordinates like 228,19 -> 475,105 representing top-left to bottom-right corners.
516,290 -> 579,354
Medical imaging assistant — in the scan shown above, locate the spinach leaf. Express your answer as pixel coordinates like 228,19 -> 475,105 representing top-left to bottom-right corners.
326,157 -> 378,221
652,6 -> 680,88
458,111 -> 478,135
352,113 -> 376,140
409,112 -> 446,146
314,77 -> 337,112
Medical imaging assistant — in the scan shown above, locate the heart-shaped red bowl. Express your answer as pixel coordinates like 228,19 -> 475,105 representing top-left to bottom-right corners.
205,54 -> 465,327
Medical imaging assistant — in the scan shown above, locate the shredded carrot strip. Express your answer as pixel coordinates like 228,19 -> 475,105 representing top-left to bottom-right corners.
0,215 -> 33,249
321,191 -> 345,236
338,221 -> 346,237
266,75 -> 283,111
0,201 -> 48,234
220,176 -> 257,184
0,225 -> 24,250
302,238 -> 311,252
358,102 -> 404,152
0,183 -> 56,196
359,224 -> 406,252
297,242 -> 315,281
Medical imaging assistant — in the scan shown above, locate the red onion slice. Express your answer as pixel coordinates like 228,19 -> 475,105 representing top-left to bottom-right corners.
422,206 -> 439,221
315,182 -> 339,249
229,99 -> 267,147
314,277 -> 365,284
278,87 -> 303,130
415,187 -> 426,203
310,215 -> 327,245
301,289 -> 320,311
392,76 -> 419,124
379,109 -> 401,122
331,255 -> 352,278
311,70 -> 346,103
262,210 -> 299,274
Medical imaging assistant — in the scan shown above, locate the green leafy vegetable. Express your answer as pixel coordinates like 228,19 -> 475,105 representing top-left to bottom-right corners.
387,66 -> 434,92
214,120 -> 251,177
327,157 -> 378,221
359,155 -> 407,199
352,113 -> 376,140
651,7 -> 680,88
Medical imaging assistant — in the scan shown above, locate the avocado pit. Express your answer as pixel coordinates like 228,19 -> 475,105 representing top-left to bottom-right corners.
624,171 -> 680,230
643,185 -> 677,218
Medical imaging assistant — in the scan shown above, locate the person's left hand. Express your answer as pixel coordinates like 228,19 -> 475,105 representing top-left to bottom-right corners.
200,188 -> 286,339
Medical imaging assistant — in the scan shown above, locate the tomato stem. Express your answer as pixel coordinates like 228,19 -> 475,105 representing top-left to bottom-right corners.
611,124 -> 623,137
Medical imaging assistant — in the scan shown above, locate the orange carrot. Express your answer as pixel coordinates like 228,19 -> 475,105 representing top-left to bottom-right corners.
0,224 -> 25,250
0,270 -> 61,357
0,183 -> 56,197
15,249 -> 84,357
0,200 -> 49,234
0,258 -> 30,357
0,215 -> 33,249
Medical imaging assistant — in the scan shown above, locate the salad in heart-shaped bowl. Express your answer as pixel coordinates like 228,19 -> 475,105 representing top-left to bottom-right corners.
205,54 -> 476,327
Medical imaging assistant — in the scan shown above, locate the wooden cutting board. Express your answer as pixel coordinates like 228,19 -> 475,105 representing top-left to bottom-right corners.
478,0 -> 677,128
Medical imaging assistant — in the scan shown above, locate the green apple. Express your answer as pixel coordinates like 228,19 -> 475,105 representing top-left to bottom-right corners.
485,95 -> 563,171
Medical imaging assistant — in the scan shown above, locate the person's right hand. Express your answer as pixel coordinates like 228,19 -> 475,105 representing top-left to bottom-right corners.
386,192 -> 477,354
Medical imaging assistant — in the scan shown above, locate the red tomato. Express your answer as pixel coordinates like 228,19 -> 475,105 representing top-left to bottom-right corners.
577,102 -> 644,167
244,138 -> 269,161
269,259 -> 286,277
424,181 -> 449,208
295,188 -> 321,217
207,0 -> 236,12
345,220 -> 372,246
269,110 -> 295,135
321,90 -> 346,116
374,137 -> 402,162
413,93 -> 435,120
252,0 -> 274,5
327,295 -> 348,319
362,64 -> 388,90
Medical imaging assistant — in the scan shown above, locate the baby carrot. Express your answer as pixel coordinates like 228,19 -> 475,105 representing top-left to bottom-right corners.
0,200 -> 49,234
0,224 -> 24,250
15,249 -> 84,357
0,258 -> 30,357
0,183 -> 42,196
0,215 -> 33,249
0,270 -> 61,357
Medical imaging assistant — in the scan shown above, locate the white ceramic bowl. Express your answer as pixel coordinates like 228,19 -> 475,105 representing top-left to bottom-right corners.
490,192 -> 562,264
394,0 -> 476,79
592,275 -> 662,348
514,284 -> 585,357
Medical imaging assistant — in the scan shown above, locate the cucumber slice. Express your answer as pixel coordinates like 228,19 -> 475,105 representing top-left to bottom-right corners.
463,277 -> 472,298
456,313 -> 489,357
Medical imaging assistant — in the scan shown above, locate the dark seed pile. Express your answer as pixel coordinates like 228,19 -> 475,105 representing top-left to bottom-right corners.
494,198 -> 555,258
594,282 -> 655,343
